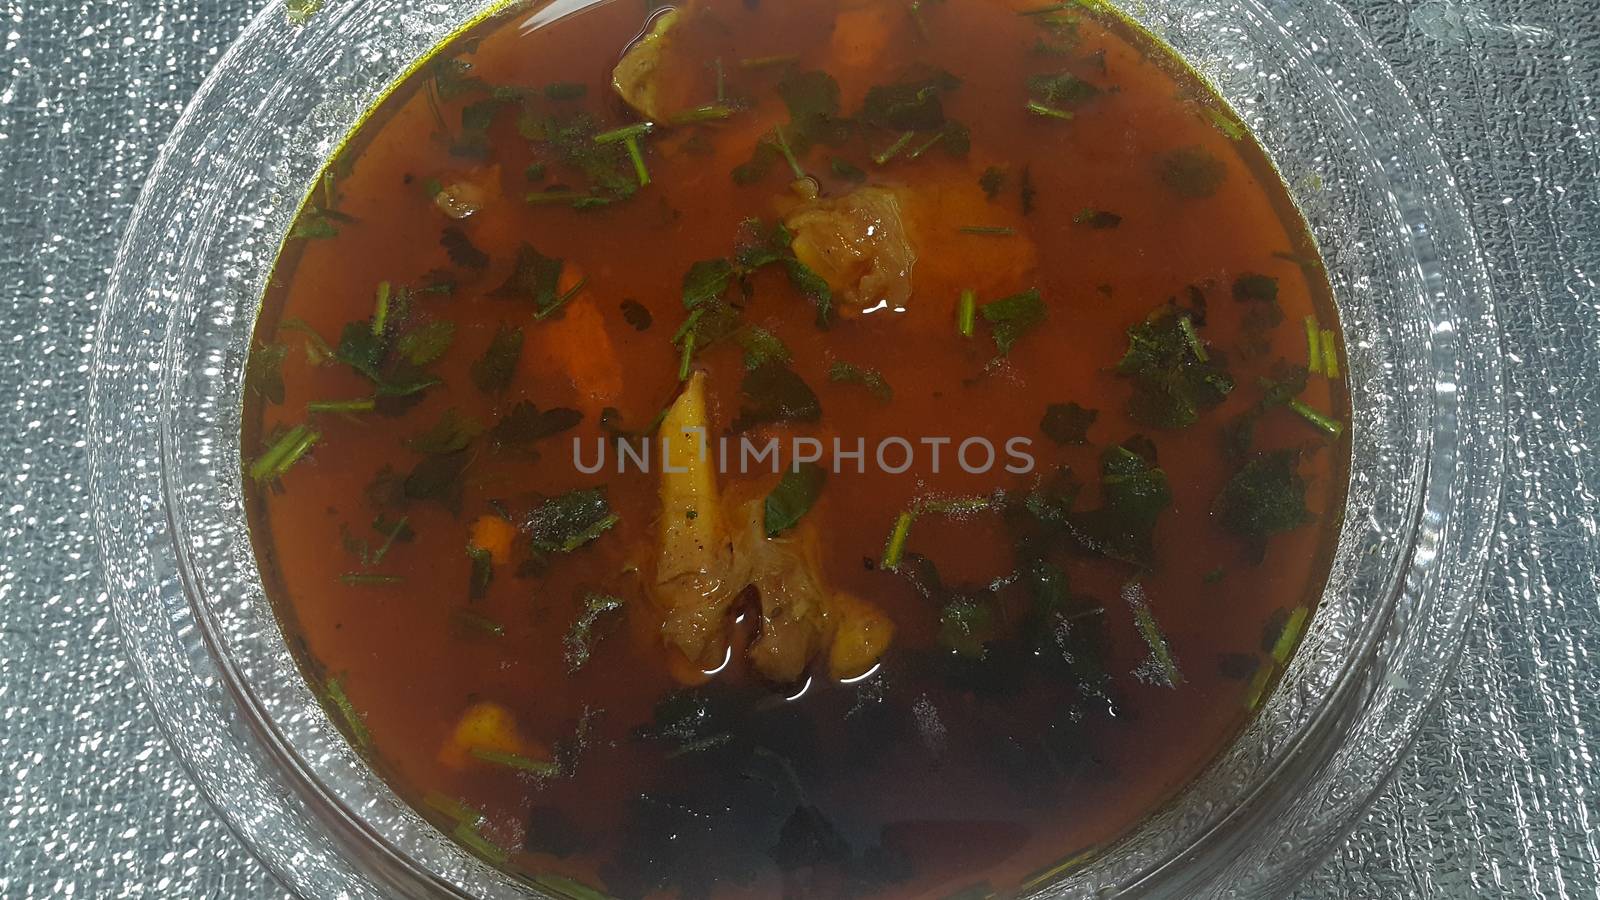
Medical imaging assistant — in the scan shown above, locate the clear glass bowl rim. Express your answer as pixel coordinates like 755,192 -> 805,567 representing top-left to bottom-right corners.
89,0 -> 1507,897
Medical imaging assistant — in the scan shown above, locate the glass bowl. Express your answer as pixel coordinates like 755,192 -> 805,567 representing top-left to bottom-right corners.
89,0 -> 1504,896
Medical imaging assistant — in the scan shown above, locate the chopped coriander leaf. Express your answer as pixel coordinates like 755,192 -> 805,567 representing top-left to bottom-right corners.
470,324 -> 522,394
860,70 -> 960,131
523,488 -> 619,553
958,225 -> 1016,236
404,450 -> 470,512
1129,590 -> 1183,687
1040,402 -> 1096,444
491,401 -> 583,446
979,166 -> 1007,199
452,608 -> 505,637
467,544 -> 494,600
249,342 -> 288,405
249,424 -> 320,484
440,225 -> 489,269
828,361 -> 893,402
492,242 -> 565,313
1158,146 -> 1226,198
1072,207 -> 1122,228
1025,100 -> 1073,120
471,747 -> 560,775
939,596 -> 994,658
565,591 -> 625,670
1177,314 -> 1209,361
1115,305 -> 1234,428
620,299 -> 653,331
1028,71 -> 1101,106
307,398 -> 376,414
979,288 -> 1046,355
1233,272 -> 1279,303
764,462 -> 827,536
290,210 -> 339,240
1214,450 -> 1311,542
394,320 -> 456,366
830,157 -> 867,182
957,288 -> 977,338
733,362 -> 822,431
544,81 -> 587,101
1068,442 -> 1172,565
736,326 -> 791,370
407,408 -> 482,455
681,259 -> 735,309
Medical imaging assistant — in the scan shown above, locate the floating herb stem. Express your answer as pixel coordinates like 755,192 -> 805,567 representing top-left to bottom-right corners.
739,54 -> 798,69
307,398 -> 376,414
713,57 -> 726,103
1303,315 -> 1322,375
470,747 -> 562,776
371,281 -> 392,336
1320,328 -> 1339,378
1025,100 -> 1073,120
340,573 -> 405,586
670,104 -> 735,125
677,331 -> 696,381
1177,314 -> 1208,361
534,276 -> 589,321
248,424 -> 320,484
1288,398 -> 1343,437
958,225 -> 1016,236
325,676 -> 370,745
873,131 -> 917,165
772,126 -> 806,180
957,289 -> 977,338
453,608 -> 505,637
880,511 -> 915,570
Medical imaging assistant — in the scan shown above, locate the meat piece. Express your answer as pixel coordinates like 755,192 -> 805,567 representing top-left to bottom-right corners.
784,186 -> 917,315
652,372 -> 748,666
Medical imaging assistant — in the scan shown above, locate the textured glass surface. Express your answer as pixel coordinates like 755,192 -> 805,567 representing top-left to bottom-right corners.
1,0 -> 1595,898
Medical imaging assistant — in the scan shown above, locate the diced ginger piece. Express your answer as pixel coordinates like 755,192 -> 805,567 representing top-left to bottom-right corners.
438,700 -> 550,770
652,372 -> 749,666
784,186 -> 917,316
612,9 -> 699,121
536,285 -> 622,417
828,592 -> 894,680
468,514 -> 516,566
433,165 -> 500,219
737,503 -> 830,683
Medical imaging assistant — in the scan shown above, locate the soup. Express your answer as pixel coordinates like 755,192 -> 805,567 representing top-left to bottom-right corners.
243,0 -> 1350,896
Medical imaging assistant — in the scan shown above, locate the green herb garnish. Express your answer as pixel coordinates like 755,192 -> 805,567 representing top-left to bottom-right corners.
957,288 -> 977,338
524,488 -> 619,553
1025,100 -> 1073,120
324,676 -> 370,746
828,361 -> 893,402
407,409 -> 482,455
681,259 -> 735,309
733,362 -> 821,431
1068,441 -> 1171,565
1072,207 -> 1121,228
1158,146 -> 1226,198
565,591 -> 625,670
490,401 -> 583,447
1214,450 -> 1311,543
1039,401 -> 1096,445
467,544 -> 494,600
764,462 -> 827,536
440,225 -> 489,269
1114,306 -> 1234,428
471,747 -> 561,775
979,288 -> 1046,355
404,451 -> 470,512
394,320 -> 456,366
958,225 -> 1016,236
249,424 -> 320,485
979,166 -> 1006,199
470,324 -> 522,394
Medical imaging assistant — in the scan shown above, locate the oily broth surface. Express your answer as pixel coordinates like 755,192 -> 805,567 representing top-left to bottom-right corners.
245,0 -> 1349,896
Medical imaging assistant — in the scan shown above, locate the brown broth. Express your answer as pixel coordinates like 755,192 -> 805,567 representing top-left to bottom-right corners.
244,0 -> 1350,896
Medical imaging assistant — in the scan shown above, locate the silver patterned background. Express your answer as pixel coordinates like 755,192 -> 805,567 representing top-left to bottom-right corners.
0,0 -> 1594,896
